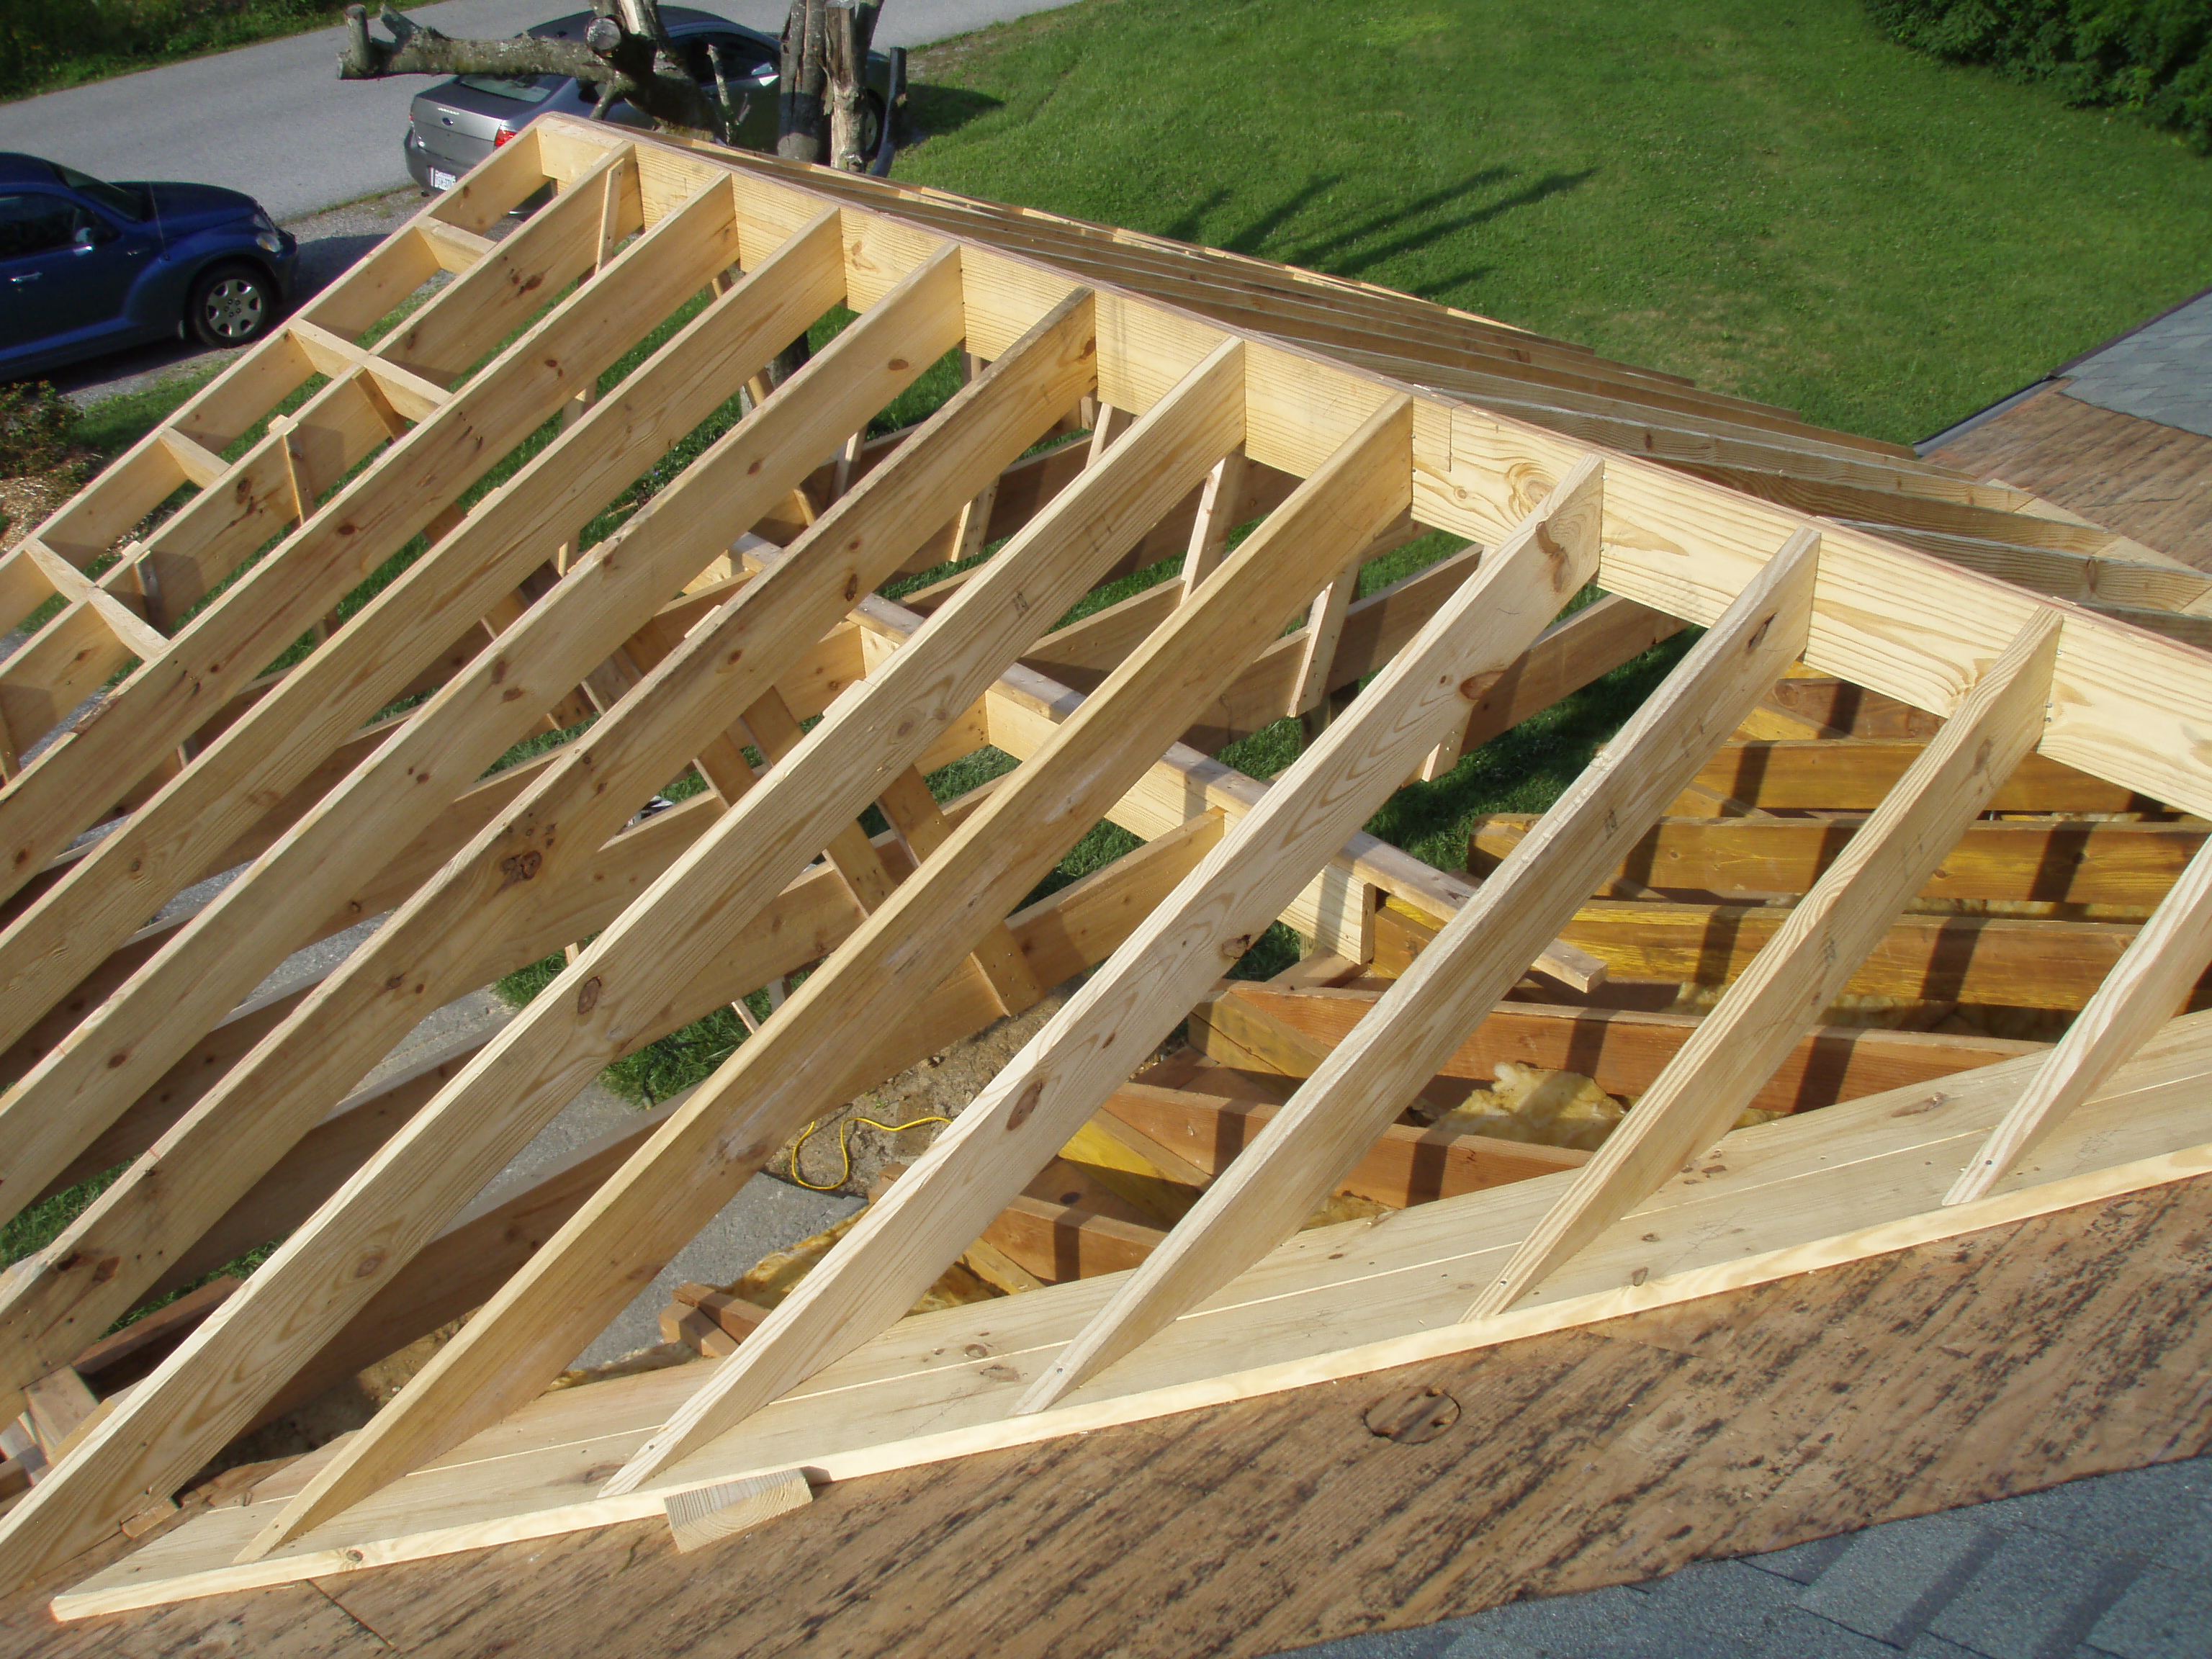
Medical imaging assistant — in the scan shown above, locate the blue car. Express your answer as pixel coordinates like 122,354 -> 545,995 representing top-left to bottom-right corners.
1,154 -> 298,380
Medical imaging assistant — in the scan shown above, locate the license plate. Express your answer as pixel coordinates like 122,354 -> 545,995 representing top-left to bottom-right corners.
428,168 -> 456,191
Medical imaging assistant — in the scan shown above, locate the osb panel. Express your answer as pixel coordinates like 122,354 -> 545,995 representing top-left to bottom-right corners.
17,1175 -> 2209,1658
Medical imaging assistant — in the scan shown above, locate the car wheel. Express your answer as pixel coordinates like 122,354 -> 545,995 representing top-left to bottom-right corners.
186,262 -> 277,349
858,91 -> 885,161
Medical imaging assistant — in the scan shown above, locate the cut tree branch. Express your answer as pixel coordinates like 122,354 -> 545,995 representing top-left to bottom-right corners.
336,1 -> 724,140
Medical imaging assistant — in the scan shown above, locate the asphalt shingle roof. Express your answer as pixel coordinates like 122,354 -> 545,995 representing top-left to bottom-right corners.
1277,1454 -> 2212,1659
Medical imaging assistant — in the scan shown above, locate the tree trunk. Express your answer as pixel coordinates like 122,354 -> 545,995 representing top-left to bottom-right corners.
776,0 -> 828,165
824,1 -> 881,175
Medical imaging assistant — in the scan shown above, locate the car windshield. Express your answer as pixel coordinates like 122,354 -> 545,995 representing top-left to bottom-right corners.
50,163 -> 146,220
455,73 -> 562,104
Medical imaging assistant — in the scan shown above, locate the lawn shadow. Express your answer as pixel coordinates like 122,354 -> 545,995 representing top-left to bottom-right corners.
904,83 -> 1006,144
1285,166 -> 1600,283
1161,187 -> 1233,244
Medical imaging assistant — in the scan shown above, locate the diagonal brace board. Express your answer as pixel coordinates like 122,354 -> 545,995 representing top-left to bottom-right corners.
0,271 -> 1089,1415
0,193 -> 860,1228
1470,608 -> 2062,1316
1946,833 -> 2212,1205
1016,527 -> 1822,1408
608,454 -> 1603,1489
0,141 -> 639,922
240,373 -> 1400,1561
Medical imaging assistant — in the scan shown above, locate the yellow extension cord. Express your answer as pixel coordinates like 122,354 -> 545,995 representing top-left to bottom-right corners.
786,1112 -> 950,1191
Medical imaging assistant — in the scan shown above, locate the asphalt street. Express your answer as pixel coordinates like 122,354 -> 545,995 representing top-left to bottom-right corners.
0,0 -> 1079,220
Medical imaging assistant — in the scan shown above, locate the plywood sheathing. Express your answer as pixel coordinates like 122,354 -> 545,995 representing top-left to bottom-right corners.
7,1177 -> 2206,1658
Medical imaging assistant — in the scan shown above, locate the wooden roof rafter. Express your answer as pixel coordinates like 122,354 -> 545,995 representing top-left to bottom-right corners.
0,114 -> 2207,1618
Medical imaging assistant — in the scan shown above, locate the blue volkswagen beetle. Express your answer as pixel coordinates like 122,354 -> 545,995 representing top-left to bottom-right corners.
1,154 -> 298,380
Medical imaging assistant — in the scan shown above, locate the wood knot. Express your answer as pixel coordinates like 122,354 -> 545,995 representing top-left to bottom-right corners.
575,976 -> 604,1016
1006,1077 -> 1044,1131
498,850 -> 544,888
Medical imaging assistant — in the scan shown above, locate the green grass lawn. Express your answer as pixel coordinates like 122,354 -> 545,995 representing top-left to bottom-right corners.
900,0 -> 2211,446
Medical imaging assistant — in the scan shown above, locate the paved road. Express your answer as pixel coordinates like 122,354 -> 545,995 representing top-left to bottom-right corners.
0,0 -> 1078,220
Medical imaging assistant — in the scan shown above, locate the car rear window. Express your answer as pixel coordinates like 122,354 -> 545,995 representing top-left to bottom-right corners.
455,74 -> 562,104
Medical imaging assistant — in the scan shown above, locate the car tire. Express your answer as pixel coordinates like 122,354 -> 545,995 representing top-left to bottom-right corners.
858,91 -> 886,162
186,262 -> 278,349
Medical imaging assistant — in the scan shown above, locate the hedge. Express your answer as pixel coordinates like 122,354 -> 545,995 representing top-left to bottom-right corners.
1866,0 -> 2212,150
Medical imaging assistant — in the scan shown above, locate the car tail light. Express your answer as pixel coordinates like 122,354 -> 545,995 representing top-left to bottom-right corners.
493,126 -> 515,147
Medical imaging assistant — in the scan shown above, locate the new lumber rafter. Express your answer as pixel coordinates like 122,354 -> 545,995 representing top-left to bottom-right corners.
247,357 -> 1385,1555
0,138 -> 637,909
605,450 -> 1601,1488
0,271 -> 1088,1411
1472,611 -> 2062,1316
0,179 -> 829,1220
11,112 -> 2212,1610
1014,529 -> 1820,1410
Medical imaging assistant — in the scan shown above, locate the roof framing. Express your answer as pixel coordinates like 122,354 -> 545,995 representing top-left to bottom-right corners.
0,115 -> 2206,1615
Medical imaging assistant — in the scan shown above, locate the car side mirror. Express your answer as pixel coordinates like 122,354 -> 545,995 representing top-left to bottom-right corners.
72,222 -> 111,248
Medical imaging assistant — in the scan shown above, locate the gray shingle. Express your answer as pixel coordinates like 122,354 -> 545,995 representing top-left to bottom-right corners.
1797,1510 -> 2006,1645
1747,1533 -> 1855,1586
1431,1625 -> 1550,1659
1901,1635 -> 1987,1658
1290,1621 -> 1486,1659
2082,1563 -> 2212,1659
1618,1559 -> 1797,1655
1438,1584 -> 1654,1656
2064,288 -> 2212,439
1928,1526 -> 2145,1659
1977,1462 -> 2212,1578
1748,1608 -> 1903,1658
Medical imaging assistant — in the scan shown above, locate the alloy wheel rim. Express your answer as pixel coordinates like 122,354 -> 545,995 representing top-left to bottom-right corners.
204,277 -> 264,341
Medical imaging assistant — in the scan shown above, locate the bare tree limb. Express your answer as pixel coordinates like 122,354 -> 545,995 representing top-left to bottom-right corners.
334,0 -> 887,167
336,1 -> 726,140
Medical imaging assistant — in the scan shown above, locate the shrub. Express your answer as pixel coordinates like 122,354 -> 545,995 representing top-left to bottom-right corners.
0,381 -> 82,480
1865,0 -> 2212,150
